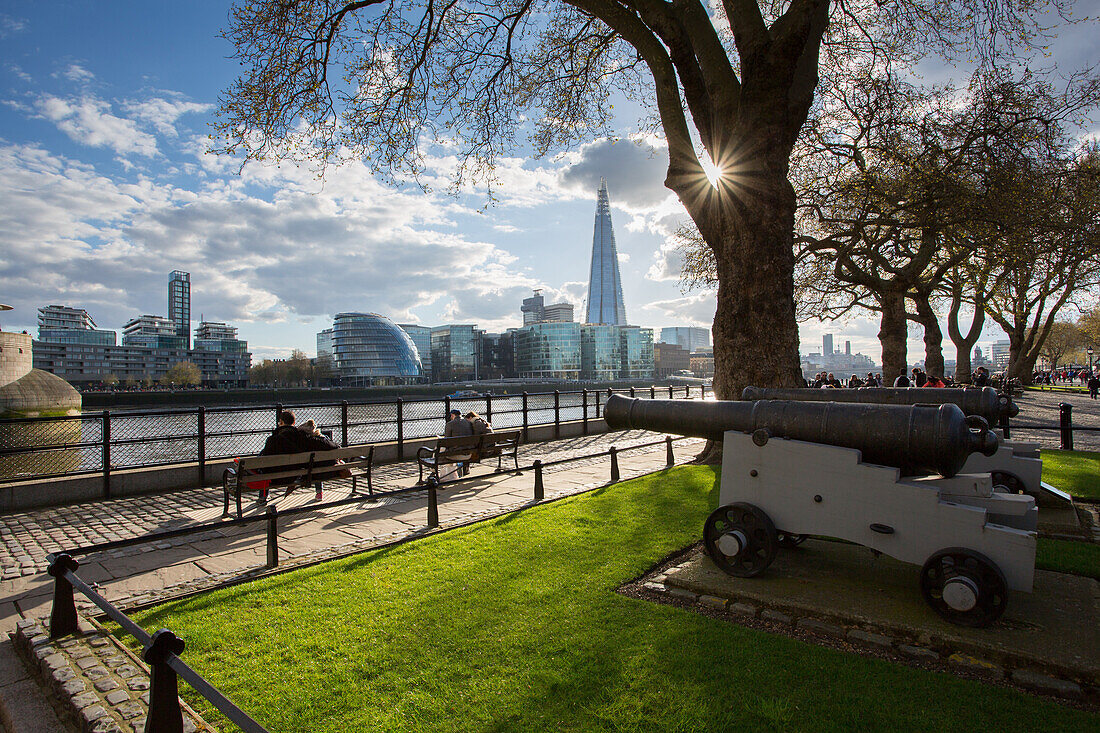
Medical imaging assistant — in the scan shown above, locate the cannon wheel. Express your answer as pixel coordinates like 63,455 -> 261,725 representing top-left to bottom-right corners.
703,503 -> 778,578
777,533 -> 808,548
920,548 -> 1008,628
990,470 -> 1026,495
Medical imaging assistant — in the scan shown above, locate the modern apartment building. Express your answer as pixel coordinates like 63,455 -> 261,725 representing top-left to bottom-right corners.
194,321 -> 247,352
122,315 -> 186,349
37,305 -> 117,346
32,341 -> 250,386
168,270 -> 191,349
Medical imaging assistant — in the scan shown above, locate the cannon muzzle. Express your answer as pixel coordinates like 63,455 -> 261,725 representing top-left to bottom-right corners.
604,395 -> 998,477
740,386 -> 1018,422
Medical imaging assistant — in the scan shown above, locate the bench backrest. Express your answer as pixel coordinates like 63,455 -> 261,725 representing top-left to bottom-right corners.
476,431 -> 520,457
236,445 -> 373,484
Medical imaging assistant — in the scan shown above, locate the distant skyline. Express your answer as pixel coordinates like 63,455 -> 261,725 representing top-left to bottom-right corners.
1,3 -> 1096,365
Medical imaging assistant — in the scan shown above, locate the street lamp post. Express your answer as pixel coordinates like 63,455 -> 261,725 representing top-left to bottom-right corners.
1088,346 -> 1094,372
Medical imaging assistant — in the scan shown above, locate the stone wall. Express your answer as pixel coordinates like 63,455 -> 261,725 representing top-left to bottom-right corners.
0,332 -> 32,388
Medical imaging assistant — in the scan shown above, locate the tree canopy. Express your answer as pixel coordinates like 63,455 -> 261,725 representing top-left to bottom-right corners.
218,0 -> 1080,400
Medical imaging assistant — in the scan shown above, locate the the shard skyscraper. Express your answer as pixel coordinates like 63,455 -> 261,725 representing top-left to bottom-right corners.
584,178 -> 627,325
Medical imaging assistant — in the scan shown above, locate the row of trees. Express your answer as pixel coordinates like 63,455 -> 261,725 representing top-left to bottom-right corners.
1040,308 -> 1100,372
249,350 -> 335,387
681,69 -> 1100,384
216,0 -> 1082,400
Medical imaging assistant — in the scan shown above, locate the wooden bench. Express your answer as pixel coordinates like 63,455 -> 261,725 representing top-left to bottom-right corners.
416,430 -> 521,485
222,445 -> 374,518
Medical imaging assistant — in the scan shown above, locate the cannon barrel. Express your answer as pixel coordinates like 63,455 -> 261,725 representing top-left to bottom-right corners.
740,386 -> 1019,422
604,395 -> 999,477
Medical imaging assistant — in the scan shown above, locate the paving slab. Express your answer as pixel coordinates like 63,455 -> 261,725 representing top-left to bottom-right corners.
664,539 -> 1100,683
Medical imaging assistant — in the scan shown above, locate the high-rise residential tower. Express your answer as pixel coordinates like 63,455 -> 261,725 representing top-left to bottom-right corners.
169,270 -> 191,349
584,179 -> 627,325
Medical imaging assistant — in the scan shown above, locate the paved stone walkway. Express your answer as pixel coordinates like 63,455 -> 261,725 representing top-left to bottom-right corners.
0,430 -> 702,636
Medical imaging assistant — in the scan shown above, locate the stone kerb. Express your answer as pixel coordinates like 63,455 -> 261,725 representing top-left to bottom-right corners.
13,615 -> 215,733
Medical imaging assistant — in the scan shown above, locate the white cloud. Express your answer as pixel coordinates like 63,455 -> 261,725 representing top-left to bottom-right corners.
124,97 -> 212,137
36,95 -> 158,156
0,14 -> 26,38
61,64 -> 94,83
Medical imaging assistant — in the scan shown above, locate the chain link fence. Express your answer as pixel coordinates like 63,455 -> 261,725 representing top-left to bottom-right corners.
0,386 -> 712,491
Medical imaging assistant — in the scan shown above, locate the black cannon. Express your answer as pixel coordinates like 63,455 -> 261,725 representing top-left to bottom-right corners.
604,394 -> 1035,628
604,394 -> 998,477
740,386 -> 1018,423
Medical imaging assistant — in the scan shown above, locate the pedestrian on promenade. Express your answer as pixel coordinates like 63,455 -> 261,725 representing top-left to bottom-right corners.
259,410 -> 339,501
1089,371 -> 1099,400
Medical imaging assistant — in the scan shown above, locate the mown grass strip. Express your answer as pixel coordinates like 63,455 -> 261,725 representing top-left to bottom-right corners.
131,466 -> 1096,732
1037,538 -> 1100,579
1042,449 -> 1100,499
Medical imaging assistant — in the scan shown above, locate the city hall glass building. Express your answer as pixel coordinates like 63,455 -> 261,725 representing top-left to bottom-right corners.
331,313 -> 424,386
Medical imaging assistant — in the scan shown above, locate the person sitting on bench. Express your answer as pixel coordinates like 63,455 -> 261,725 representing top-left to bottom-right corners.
258,410 -> 339,501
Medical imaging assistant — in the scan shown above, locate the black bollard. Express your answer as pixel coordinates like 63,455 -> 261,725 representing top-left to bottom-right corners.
666,436 -> 675,467
144,629 -> 186,733
265,507 -> 279,568
47,553 -> 80,639
533,460 -> 544,502
610,447 -> 620,482
1059,403 -> 1073,450
427,476 -> 439,528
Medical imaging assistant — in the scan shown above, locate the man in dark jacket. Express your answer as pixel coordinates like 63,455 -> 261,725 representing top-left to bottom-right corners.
1088,371 -> 1099,400
257,410 -> 339,501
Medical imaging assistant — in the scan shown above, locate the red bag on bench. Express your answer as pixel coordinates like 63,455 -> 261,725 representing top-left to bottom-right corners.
233,457 -> 271,491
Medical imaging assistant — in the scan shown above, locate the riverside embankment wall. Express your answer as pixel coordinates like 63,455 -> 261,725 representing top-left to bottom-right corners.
0,418 -> 609,512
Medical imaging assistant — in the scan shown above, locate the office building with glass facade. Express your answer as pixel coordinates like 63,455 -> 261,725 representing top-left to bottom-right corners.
168,270 -> 191,349
585,179 -> 627,325
659,326 -> 710,353
397,324 -> 432,377
580,324 -> 621,380
514,322 -> 581,379
37,305 -> 117,346
330,313 -> 424,386
619,326 -> 655,379
430,325 -> 480,382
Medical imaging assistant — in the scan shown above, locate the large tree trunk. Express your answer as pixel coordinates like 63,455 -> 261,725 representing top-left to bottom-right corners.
947,286 -> 984,384
878,288 -> 909,384
912,295 -> 945,379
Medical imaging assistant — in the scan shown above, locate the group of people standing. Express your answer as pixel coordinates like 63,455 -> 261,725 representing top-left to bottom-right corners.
808,366 -> 983,390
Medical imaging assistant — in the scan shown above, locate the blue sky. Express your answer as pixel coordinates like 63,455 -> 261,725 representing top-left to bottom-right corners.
1,2 -> 1097,365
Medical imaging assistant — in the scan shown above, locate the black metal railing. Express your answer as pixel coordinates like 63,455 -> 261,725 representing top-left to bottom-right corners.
0,385 -> 712,492
47,552 -> 269,733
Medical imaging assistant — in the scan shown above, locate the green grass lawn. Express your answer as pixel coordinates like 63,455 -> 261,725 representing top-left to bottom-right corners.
1036,538 -> 1100,579
1042,449 -> 1100,499
130,467 -> 1097,732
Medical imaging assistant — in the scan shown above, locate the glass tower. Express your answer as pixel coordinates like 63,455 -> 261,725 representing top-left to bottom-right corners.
584,179 -> 627,325
168,271 -> 191,350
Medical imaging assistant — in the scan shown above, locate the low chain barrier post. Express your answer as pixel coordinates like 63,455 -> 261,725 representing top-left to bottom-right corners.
265,507 -> 279,568
427,478 -> 439,528
533,459 -> 544,501
666,436 -> 675,467
610,446 -> 620,482
144,629 -> 186,733
1059,403 -> 1073,450
102,410 -> 112,499
197,406 -> 206,487
582,389 -> 589,435
650,385 -> 656,399
396,398 -> 405,459
47,553 -> 80,639
554,391 -> 560,439
522,392 -> 529,442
